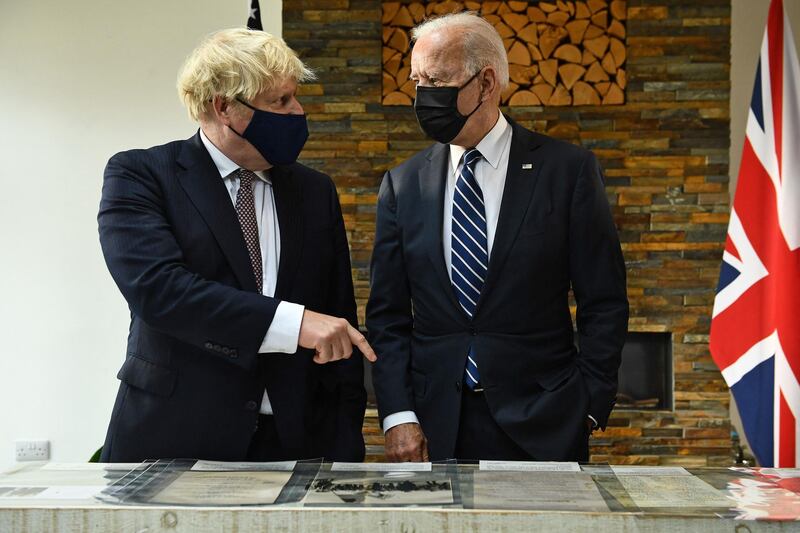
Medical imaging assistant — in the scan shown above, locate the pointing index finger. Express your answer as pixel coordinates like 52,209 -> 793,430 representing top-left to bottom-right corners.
347,325 -> 377,362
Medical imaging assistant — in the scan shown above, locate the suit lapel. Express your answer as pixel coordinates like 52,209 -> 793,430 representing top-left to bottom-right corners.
419,143 -> 465,314
271,165 -> 303,300
176,133 -> 259,293
474,119 -> 545,315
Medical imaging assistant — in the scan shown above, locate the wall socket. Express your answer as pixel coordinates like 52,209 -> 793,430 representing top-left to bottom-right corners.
15,440 -> 50,462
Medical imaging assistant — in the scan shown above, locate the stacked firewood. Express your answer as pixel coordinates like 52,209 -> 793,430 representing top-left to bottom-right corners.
382,0 -> 627,107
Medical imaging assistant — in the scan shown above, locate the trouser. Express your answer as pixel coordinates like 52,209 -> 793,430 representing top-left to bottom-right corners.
454,388 -> 534,461
246,414 -> 290,461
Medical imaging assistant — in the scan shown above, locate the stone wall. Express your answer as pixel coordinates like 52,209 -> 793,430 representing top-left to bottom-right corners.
283,0 -> 732,466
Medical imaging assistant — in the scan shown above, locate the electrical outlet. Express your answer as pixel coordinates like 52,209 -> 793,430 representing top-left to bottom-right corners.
15,440 -> 50,462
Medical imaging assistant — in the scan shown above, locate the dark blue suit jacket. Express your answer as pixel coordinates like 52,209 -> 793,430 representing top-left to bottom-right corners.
98,132 -> 365,462
367,118 -> 628,461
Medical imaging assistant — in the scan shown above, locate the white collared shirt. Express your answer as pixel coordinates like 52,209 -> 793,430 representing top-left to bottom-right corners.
200,129 -> 304,415
443,113 -> 512,278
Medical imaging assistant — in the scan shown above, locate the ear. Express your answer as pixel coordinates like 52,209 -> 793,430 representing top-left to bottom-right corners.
211,95 -> 234,126
479,66 -> 499,102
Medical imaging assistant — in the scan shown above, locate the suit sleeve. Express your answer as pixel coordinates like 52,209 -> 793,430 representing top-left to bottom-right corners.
98,151 -> 279,372
324,178 -> 367,461
569,151 -> 629,430
365,171 -> 415,422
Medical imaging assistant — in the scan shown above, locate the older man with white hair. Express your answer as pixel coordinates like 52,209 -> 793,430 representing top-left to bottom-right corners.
367,12 -> 628,462
98,28 -> 375,463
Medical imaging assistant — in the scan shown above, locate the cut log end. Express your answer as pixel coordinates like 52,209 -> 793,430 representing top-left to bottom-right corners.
383,91 -> 412,106
508,90 -> 542,106
382,0 -> 628,108
573,81 -> 601,105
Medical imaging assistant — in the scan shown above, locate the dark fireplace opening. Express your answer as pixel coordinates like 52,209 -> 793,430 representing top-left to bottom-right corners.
615,332 -> 673,410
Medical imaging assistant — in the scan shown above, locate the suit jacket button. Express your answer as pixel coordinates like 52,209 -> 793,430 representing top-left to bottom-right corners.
469,327 -> 477,336
455,381 -> 462,392
245,400 -> 258,411
204,342 -> 213,350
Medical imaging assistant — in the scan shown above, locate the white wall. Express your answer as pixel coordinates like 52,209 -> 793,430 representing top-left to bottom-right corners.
0,1 -> 282,472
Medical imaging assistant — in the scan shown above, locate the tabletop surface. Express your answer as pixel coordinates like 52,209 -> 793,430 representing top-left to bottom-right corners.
1,461 -> 799,522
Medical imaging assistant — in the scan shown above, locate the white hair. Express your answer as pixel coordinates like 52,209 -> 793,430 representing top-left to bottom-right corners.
411,12 -> 510,89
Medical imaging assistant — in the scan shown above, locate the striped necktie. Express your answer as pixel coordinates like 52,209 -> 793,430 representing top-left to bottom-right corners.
450,148 -> 486,390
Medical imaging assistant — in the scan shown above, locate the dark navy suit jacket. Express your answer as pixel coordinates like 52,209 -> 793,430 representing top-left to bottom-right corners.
98,132 -> 365,462
367,118 -> 628,461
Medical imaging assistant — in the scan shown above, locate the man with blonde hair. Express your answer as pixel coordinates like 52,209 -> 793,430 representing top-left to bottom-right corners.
99,28 -> 375,462
368,12 -> 628,462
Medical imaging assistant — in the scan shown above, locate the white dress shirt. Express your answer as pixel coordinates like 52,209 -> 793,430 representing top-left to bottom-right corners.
200,129 -> 304,415
382,115 -> 599,433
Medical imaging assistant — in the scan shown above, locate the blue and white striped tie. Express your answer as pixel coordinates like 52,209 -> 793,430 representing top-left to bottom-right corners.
451,148 -> 486,391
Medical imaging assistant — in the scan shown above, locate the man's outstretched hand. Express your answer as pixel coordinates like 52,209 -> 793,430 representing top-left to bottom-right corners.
298,310 -> 377,364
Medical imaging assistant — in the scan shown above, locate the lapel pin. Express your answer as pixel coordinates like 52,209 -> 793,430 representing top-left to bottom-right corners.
522,163 -> 533,169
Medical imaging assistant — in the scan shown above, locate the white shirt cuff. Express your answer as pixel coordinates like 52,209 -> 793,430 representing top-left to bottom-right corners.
382,411 -> 420,433
258,301 -> 304,354
588,414 -> 598,429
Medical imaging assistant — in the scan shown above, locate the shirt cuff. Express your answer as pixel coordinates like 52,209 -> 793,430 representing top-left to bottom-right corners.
382,411 -> 420,433
588,414 -> 599,429
258,301 -> 304,354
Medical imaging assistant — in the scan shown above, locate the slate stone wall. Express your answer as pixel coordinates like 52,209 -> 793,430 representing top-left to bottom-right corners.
283,0 -> 732,466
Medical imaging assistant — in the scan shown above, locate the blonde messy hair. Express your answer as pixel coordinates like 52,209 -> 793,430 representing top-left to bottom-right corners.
177,28 -> 315,121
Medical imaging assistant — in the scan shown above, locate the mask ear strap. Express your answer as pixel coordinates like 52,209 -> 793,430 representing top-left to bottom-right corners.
236,98 -> 258,111
464,97 -> 484,119
228,98 -> 256,137
228,125 -> 245,138
458,70 -> 481,90
463,69 -> 486,118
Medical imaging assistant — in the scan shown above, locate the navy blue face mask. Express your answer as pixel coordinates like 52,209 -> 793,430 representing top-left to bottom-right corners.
229,99 -> 309,165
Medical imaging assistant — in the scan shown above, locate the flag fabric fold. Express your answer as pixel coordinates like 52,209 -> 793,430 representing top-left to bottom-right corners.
710,0 -> 800,467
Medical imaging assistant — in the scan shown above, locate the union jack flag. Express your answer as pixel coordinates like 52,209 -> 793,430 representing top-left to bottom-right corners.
247,0 -> 263,31
710,0 -> 800,467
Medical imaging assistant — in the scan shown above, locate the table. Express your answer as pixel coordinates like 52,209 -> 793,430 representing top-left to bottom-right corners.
1,462 -> 798,532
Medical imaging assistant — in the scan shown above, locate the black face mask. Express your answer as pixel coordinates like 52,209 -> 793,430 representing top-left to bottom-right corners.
413,71 -> 484,144
229,99 -> 309,165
